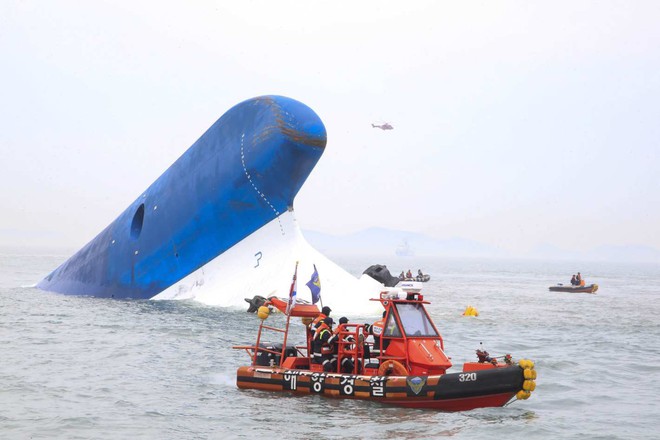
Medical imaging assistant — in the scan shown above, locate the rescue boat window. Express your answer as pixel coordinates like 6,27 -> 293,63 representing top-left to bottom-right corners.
383,313 -> 402,338
131,204 -> 145,239
395,303 -> 438,337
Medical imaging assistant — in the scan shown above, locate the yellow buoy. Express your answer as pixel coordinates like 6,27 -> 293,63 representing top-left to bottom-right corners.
523,368 -> 537,380
257,306 -> 270,320
462,305 -> 479,317
516,390 -> 531,400
523,380 -> 536,391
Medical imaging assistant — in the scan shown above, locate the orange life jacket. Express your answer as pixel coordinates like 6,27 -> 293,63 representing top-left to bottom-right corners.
321,332 -> 335,355
369,319 -> 386,355
309,313 -> 327,332
371,319 -> 384,337
312,322 -> 335,356
313,321 -> 329,340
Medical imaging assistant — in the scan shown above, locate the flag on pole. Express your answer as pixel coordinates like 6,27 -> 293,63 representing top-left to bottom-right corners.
286,262 -> 299,315
306,264 -> 321,304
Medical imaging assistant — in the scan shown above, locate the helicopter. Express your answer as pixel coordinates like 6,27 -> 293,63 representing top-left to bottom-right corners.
371,122 -> 393,130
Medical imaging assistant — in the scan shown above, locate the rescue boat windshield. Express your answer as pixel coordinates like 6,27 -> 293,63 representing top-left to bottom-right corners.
383,313 -> 402,338
394,303 -> 439,337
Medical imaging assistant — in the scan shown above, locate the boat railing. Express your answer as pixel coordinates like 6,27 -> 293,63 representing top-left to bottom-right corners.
260,324 -> 287,334
232,344 -> 281,363
336,324 -> 365,374
232,309 -> 292,367
292,345 -> 308,358
334,325 -> 413,374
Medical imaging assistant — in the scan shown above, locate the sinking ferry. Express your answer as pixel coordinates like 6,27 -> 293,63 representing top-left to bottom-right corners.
37,96 -> 382,311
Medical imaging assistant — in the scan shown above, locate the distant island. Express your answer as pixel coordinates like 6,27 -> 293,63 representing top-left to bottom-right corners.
303,227 -> 660,263
303,227 -> 507,259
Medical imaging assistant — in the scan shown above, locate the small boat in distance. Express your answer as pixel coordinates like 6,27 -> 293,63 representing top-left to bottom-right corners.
397,268 -> 430,283
399,273 -> 431,282
549,284 -> 599,294
234,286 -> 537,411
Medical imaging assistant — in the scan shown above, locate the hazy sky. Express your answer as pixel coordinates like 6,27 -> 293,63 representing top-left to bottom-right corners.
1,1 -> 659,254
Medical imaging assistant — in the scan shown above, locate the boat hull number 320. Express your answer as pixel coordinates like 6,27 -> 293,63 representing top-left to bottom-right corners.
459,372 -> 477,382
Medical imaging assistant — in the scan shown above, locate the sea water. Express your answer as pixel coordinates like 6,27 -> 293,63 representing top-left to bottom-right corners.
1,250 -> 659,439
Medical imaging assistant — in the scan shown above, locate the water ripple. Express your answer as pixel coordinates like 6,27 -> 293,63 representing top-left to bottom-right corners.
2,254 -> 660,439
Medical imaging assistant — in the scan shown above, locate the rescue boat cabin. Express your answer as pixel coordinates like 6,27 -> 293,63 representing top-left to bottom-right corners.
238,290 -> 453,377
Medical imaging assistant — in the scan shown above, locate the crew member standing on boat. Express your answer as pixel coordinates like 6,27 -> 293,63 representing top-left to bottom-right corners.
365,311 -> 386,359
576,272 -> 584,286
406,269 -> 413,279
308,306 -> 331,336
312,317 -> 338,372
570,274 -> 577,285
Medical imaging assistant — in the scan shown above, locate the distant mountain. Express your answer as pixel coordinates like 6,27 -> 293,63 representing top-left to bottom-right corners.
302,227 -> 507,258
527,243 -> 660,263
585,244 -> 660,263
527,243 -> 581,261
303,230 -> 660,263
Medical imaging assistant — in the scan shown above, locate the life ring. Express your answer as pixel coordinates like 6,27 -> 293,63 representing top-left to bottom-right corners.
378,360 -> 408,376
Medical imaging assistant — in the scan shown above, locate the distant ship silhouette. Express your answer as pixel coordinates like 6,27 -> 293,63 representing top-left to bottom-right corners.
395,240 -> 414,257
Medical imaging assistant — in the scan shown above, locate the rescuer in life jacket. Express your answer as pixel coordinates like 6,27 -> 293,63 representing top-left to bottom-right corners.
364,311 -> 387,359
312,317 -> 338,372
308,306 -> 332,336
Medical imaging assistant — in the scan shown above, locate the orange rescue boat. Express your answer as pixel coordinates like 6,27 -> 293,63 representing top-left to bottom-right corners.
234,290 -> 537,411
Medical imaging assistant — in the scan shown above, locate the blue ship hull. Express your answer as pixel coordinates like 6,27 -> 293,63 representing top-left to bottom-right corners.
38,96 -> 326,299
